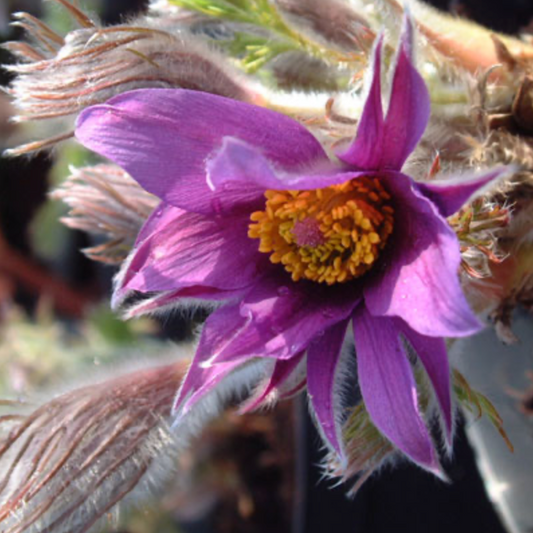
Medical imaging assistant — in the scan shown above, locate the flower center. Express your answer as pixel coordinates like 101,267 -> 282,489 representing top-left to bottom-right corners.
248,177 -> 394,284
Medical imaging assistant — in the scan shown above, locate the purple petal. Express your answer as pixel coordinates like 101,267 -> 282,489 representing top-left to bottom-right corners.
208,136 -> 373,192
337,16 -> 430,171
239,351 -> 305,413
378,13 -> 430,170
173,304 -> 250,416
395,319 -> 453,443
75,89 -> 327,215
135,202 -> 179,245
307,320 -> 350,459
337,36 -> 385,169
353,305 -> 440,471
112,203 -> 183,308
207,137 -> 281,191
364,172 -> 483,338
417,167 -> 509,217
212,272 -> 360,364
115,202 -> 269,296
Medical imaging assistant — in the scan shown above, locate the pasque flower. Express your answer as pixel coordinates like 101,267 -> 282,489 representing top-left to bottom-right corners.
75,16 -> 506,475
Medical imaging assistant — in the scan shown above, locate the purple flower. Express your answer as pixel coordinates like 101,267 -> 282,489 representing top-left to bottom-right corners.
75,16 -> 505,474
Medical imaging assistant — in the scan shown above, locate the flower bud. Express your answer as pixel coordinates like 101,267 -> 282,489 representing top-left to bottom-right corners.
52,164 -> 157,264
0,361 -> 190,533
4,2 -> 260,156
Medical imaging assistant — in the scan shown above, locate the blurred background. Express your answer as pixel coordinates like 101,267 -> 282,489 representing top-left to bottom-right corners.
1,1 -> 533,532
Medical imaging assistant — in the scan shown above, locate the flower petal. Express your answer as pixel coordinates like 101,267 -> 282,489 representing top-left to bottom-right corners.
239,351 -> 306,413
173,303 -> 252,416
208,136 -> 371,192
135,202 -> 180,245
364,172 -> 483,337
396,319 -> 453,443
212,272 -> 360,364
337,36 -> 385,169
353,306 -> 440,472
338,16 -> 429,171
115,202 -> 269,297
378,13 -> 430,170
417,167 -> 509,217
307,319 -> 350,459
112,202 -> 188,308
75,89 -> 327,214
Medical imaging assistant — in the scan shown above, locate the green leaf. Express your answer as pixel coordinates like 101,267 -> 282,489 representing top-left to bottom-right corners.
168,0 -> 355,72
453,369 -> 514,452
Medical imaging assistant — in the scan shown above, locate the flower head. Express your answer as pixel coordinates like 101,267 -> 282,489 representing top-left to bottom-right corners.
75,15 -> 507,477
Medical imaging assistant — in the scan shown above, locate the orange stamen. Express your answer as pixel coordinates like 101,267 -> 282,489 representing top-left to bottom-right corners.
248,177 -> 394,285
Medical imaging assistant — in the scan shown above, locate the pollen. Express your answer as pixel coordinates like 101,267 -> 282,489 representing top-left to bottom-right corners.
248,177 -> 394,285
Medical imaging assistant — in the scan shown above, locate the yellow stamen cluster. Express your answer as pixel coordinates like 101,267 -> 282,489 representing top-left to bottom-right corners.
248,177 -> 394,284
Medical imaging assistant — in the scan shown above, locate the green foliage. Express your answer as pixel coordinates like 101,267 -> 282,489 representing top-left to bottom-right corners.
43,0 -> 100,34
170,0 -> 291,30
344,400 -> 387,447
453,369 -> 514,452
0,303 -> 157,394
169,0 -> 354,73
30,143 -> 95,262
223,32 -> 294,73
87,305 -> 153,345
